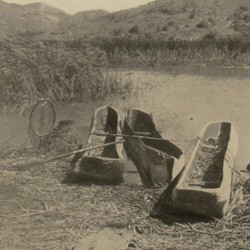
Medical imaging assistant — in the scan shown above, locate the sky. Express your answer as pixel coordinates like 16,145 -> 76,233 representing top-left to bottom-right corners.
4,0 -> 154,14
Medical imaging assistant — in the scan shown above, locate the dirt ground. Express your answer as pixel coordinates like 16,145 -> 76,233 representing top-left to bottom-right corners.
0,67 -> 250,249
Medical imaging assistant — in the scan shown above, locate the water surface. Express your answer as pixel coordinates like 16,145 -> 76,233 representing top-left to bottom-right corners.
1,66 -> 249,181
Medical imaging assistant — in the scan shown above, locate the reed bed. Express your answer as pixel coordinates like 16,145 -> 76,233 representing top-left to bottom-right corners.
0,38 -> 131,112
0,145 -> 249,250
93,33 -> 250,68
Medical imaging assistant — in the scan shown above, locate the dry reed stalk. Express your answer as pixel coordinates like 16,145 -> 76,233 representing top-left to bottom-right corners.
0,40 -> 132,111
0,145 -> 249,250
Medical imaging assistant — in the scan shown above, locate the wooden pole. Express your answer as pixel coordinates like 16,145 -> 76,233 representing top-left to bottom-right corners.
13,140 -> 125,171
91,133 -> 197,143
240,170 -> 250,174
91,132 -> 166,141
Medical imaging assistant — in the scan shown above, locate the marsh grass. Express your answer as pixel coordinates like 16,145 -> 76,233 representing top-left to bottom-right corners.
0,39 -> 131,111
93,33 -> 250,68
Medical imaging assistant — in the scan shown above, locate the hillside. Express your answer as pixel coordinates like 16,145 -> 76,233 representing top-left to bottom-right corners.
50,0 -> 250,40
0,0 -> 250,40
49,10 -> 108,39
0,1 -> 68,39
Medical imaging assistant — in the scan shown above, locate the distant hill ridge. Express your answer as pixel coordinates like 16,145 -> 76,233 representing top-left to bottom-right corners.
0,0 -> 249,40
0,1 -> 69,38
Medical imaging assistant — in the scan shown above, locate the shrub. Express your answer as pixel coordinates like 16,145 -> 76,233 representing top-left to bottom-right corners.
128,25 -> 140,34
189,13 -> 195,19
112,28 -> 124,36
196,19 -> 210,28
239,5 -> 248,11
162,25 -> 168,31
202,31 -> 218,40
243,14 -> 250,22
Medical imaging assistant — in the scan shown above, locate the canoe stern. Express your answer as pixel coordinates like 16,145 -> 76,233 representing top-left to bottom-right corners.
172,187 -> 230,218
172,121 -> 238,218
78,156 -> 126,184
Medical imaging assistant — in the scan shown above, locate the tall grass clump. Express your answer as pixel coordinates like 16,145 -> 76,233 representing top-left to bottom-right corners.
0,38 -> 130,111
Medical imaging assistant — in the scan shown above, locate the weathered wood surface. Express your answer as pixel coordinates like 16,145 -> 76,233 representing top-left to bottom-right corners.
13,141 -> 124,171
71,105 -> 125,184
172,121 -> 238,218
123,108 -> 184,186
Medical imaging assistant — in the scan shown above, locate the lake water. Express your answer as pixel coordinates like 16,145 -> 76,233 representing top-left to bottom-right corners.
1,65 -> 250,183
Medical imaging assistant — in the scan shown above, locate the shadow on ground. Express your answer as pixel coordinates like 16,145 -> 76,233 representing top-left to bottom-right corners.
150,168 -> 212,226
62,171 -> 124,186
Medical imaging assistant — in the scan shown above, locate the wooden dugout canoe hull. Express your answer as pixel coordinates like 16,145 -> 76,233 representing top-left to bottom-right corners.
172,121 -> 238,218
77,156 -> 125,184
71,105 -> 125,184
123,109 -> 184,186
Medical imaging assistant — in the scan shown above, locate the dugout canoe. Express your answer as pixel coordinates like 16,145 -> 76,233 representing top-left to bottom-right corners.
71,105 -> 125,184
122,109 -> 184,186
172,121 -> 238,218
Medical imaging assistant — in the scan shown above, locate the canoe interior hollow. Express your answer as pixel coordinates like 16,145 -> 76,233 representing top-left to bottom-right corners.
183,122 -> 231,189
127,109 -> 183,159
86,106 -> 120,159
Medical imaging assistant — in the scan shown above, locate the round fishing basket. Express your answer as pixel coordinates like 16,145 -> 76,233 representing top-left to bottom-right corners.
28,100 -> 56,148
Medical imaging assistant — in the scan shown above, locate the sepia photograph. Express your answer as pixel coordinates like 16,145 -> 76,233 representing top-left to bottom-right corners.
0,0 -> 249,249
